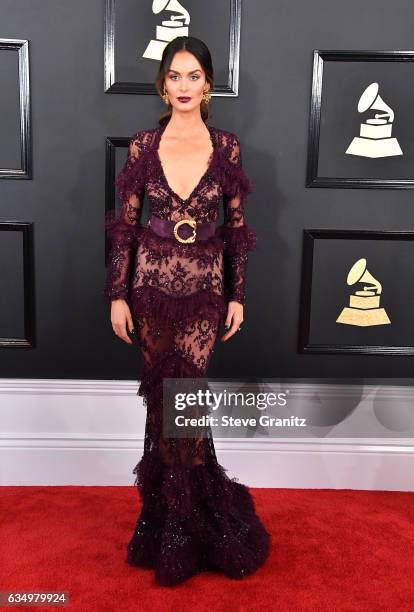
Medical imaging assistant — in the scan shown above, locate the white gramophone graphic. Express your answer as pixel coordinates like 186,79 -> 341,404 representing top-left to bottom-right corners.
143,0 -> 190,61
336,257 -> 391,327
345,82 -> 403,158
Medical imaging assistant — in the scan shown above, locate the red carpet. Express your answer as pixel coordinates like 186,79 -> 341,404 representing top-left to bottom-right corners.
1,486 -> 414,611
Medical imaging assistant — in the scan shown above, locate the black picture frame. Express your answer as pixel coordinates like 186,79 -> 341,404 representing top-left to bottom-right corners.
306,50 -> 414,189
0,39 -> 31,179
104,0 -> 242,95
104,136 -> 127,264
0,222 -> 36,348
298,229 -> 414,355
104,136 -> 150,265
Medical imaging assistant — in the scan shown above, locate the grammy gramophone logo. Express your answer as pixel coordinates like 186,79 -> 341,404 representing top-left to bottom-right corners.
336,258 -> 391,327
345,82 -> 403,158
143,0 -> 190,61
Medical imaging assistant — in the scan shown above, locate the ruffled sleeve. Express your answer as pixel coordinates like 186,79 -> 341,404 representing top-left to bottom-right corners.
103,131 -> 146,303
215,133 -> 257,305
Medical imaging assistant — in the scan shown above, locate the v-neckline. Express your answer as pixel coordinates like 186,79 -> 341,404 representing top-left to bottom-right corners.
155,123 -> 216,205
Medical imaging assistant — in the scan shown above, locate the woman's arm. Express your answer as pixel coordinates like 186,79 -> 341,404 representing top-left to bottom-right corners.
217,133 -> 257,341
103,133 -> 145,302
217,133 -> 257,306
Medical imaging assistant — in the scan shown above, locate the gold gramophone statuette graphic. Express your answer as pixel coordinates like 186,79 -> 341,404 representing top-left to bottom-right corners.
345,82 -> 403,158
143,0 -> 190,61
336,258 -> 391,327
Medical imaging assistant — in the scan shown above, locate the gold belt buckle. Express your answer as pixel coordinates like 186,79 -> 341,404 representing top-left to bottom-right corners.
173,218 -> 197,243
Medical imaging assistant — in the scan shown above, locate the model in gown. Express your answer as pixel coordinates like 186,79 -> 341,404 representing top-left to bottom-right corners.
103,40 -> 271,587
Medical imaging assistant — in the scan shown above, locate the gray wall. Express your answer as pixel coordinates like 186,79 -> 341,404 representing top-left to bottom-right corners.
1,0 -> 414,383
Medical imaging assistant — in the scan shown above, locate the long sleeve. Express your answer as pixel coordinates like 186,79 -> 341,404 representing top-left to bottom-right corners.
103,132 -> 146,302
216,134 -> 257,305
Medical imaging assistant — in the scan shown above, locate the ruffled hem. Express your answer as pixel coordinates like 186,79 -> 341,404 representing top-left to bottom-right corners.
128,350 -> 271,586
129,285 -> 228,328
103,212 -> 146,303
137,345 -> 203,401
215,223 -> 257,255
127,461 -> 272,586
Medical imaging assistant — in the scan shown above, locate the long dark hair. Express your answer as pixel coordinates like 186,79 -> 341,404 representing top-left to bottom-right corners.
155,36 -> 214,127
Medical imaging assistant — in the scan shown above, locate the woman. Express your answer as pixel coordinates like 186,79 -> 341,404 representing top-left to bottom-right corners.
104,36 -> 271,586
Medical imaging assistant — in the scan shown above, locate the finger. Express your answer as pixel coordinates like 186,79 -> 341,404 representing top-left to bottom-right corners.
221,317 -> 242,342
221,318 -> 232,341
221,327 -> 236,342
225,311 -> 233,329
126,311 -> 135,334
114,323 -> 132,344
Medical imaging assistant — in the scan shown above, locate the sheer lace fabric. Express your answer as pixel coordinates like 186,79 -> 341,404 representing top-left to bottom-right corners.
103,123 -> 270,586
104,124 -> 257,311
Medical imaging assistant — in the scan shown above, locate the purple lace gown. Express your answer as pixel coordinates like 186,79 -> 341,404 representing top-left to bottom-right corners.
103,122 -> 271,586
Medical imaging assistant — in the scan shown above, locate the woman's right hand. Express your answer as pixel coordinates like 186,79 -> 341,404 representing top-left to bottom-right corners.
110,299 -> 135,345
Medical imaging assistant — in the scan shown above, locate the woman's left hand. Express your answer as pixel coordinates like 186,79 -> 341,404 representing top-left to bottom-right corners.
221,301 -> 243,342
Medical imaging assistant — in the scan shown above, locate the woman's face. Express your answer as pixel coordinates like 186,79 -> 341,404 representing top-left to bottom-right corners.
163,50 -> 210,111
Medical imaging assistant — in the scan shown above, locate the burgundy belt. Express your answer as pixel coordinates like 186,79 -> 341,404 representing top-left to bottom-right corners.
148,214 -> 216,243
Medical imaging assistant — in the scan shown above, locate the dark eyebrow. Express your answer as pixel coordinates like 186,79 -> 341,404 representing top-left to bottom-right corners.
167,69 -> 202,75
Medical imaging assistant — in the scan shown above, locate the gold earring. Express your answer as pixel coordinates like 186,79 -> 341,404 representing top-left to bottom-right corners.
202,89 -> 211,104
162,85 -> 170,105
